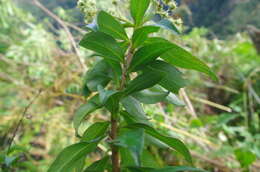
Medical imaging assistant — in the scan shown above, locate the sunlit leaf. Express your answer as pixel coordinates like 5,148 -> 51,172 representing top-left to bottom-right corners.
161,45 -> 217,81
97,11 -> 128,40
130,0 -> 151,26
79,32 -> 123,74
152,14 -> 180,34
132,25 -> 160,48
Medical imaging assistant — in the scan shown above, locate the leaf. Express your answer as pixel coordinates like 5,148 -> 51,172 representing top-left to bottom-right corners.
147,60 -> 187,93
141,150 -> 161,168
129,41 -> 174,71
79,32 -> 124,74
121,96 -> 149,123
132,26 -> 160,48
152,14 -> 180,34
132,86 -> 169,104
234,148 -> 256,168
47,142 -> 98,172
120,147 -> 137,167
160,45 -> 217,81
166,93 -> 185,106
128,166 -> 207,172
73,95 -> 101,135
117,128 -> 145,166
130,0 -> 151,26
97,11 -> 128,40
97,85 -> 117,105
106,92 -> 123,115
84,60 -> 112,91
81,122 -> 110,142
124,68 -> 165,96
83,156 -> 109,172
127,123 -> 192,164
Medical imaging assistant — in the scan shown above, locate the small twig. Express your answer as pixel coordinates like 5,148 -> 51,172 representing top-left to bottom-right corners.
31,0 -> 87,71
180,88 -> 198,118
190,96 -> 233,112
7,90 -> 43,153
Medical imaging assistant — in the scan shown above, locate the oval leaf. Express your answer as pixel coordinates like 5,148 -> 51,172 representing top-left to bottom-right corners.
79,32 -> 124,62
130,0 -> 151,26
121,96 -> 148,122
81,122 -> 110,142
124,68 -> 165,96
129,42 -> 174,71
97,11 -> 128,40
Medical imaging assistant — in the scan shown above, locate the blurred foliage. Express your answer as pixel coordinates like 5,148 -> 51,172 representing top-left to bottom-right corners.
0,0 -> 259,172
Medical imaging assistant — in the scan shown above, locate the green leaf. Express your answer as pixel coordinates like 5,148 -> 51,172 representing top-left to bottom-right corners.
127,123 -> 192,164
120,147 -> 137,167
166,93 -> 185,106
234,148 -> 256,168
128,166 -> 207,172
83,156 -> 109,172
73,95 -> 101,135
84,60 -> 112,92
147,60 -> 187,93
124,68 -> 165,96
79,32 -> 123,74
132,26 -> 160,48
117,128 -> 145,166
47,142 -> 98,172
130,0 -> 151,26
141,150 -> 161,168
81,122 -> 110,142
121,96 -> 149,124
97,11 -> 128,40
129,42 -> 174,71
97,85 -> 117,105
106,92 -> 123,115
160,45 -> 217,81
132,86 -> 169,104
152,14 -> 180,34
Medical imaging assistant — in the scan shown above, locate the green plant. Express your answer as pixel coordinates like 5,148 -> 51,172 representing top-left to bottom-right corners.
47,0 -> 216,172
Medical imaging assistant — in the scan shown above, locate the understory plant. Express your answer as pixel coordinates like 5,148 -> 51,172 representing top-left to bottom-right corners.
48,0 -> 217,172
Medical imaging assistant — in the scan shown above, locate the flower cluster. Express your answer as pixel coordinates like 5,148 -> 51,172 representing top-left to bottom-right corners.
77,0 -> 97,23
154,0 -> 177,17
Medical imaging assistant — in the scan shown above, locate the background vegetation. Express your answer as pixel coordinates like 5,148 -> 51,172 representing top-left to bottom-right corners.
0,0 -> 259,171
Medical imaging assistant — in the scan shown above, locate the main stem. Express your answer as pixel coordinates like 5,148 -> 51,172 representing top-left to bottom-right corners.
111,45 -> 134,172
